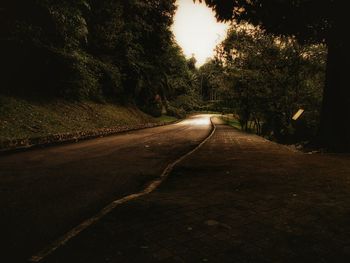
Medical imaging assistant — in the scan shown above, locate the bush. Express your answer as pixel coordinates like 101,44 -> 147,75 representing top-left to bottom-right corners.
167,105 -> 186,118
142,101 -> 163,117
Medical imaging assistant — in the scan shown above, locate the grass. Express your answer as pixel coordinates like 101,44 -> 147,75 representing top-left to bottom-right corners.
155,115 -> 178,123
221,114 -> 259,134
0,96 -> 177,141
226,119 -> 242,130
221,114 -> 242,129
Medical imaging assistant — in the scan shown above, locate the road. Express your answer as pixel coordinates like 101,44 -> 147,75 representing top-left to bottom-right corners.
43,117 -> 350,263
0,114 -> 213,262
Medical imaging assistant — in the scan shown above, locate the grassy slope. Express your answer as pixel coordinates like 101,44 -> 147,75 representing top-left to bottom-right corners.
0,96 -> 174,141
221,114 -> 241,129
221,114 -> 259,133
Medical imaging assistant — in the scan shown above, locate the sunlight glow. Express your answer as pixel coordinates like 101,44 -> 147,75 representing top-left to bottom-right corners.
172,0 -> 229,67
178,115 -> 211,126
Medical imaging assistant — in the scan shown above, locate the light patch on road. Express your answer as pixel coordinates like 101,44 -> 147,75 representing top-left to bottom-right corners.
180,115 -> 211,126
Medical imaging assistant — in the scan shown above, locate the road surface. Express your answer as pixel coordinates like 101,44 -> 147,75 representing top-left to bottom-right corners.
43,117 -> 350,263
0,114 -> 212,262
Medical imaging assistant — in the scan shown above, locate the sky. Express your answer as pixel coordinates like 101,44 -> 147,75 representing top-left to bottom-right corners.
172,0 -> 229,67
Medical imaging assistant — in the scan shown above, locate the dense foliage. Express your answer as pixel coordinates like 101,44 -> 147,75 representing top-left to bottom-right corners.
196,0 -> 349,151
0,0 -> 196,116
201,24 -> 326,143
197,0 -> 343,42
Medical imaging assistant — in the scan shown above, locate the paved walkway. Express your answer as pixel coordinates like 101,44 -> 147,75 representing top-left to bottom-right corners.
43,118 -> 350,263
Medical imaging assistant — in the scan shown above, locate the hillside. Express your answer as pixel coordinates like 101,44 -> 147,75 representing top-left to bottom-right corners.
0,96 -> 176,143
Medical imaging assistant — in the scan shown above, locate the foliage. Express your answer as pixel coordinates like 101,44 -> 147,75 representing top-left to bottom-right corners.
0,0 -> 196,115
196,0 -> 350,151
196,0 -> 345,43
198,60 -> 226,102
211,24 -> 326,142
0,95 -> 157,141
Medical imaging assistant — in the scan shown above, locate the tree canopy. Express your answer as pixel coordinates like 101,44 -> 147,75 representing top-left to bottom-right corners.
0,0 -> 197,117
197,0 -> 346,43
197,0 -> 350,151
210,23 -> 326,141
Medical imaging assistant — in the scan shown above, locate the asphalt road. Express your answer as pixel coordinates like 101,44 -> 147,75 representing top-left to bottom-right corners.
43,117 -> 350,263
0,114 -> 213,262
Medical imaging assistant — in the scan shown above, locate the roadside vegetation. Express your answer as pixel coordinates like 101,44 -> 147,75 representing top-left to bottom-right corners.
196,0 -> 348,151
0,0 -> 200,142
1,1 -> 344,150
199,23 -> 326,145
1,1 -> 197,115
0,95 -> 170,141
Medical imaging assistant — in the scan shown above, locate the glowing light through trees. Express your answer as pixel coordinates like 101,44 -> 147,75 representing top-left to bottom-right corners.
172,0 -> 228,67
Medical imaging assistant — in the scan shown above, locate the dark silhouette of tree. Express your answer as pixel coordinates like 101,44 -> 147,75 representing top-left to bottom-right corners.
187,54 -> 197,71
197,0 -> 349,151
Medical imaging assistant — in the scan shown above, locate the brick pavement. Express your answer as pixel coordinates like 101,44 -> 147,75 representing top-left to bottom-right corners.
43,119 -> 350,263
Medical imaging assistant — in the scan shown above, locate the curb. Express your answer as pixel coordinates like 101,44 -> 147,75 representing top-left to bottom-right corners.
29,117 -> 216,262
0,120 -> 181,155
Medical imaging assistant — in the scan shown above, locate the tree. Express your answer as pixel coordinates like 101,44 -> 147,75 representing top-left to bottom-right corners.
0,0 -> 199,116
198,60 -> 224,101
197,0 -> 350,151
215,23 -> 325,141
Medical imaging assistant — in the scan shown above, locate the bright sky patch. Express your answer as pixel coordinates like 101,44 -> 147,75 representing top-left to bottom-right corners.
172,0 -> 228,67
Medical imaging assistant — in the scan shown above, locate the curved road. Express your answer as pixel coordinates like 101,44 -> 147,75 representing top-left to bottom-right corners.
0,114 -> 213,262
45,118 -> 350,263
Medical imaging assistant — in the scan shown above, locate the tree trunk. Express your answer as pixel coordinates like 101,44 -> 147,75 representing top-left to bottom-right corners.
320,14 -> 350,151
